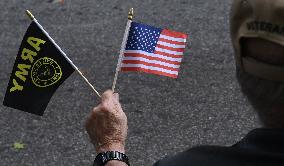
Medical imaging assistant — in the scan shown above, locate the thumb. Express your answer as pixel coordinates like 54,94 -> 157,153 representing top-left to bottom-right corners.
114,93 -> 119,101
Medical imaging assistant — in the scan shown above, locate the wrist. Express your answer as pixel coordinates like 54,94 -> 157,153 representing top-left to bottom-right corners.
96,142 -> 125,154
105,160 -> 128,166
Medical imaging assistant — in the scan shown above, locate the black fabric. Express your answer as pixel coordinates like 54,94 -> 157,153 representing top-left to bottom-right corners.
3,21 -> 74,116
154,128 -> 284,166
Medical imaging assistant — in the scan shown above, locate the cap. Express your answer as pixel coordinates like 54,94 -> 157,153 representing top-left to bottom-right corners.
230,0 -> 284,81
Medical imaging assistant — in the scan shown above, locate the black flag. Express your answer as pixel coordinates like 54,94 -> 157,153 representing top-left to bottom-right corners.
3,21 -> 74,116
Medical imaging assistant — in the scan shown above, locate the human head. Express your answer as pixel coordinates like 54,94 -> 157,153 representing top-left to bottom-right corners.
230,0 -> 284,128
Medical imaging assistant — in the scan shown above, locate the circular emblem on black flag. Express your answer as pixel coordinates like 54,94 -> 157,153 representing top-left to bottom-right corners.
31,57 -> 62,87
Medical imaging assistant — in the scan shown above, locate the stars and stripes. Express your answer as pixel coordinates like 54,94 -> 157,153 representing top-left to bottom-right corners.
121,22 -> 187,78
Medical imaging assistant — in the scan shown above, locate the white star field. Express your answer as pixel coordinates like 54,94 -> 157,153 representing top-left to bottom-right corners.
125,22 -> 161,53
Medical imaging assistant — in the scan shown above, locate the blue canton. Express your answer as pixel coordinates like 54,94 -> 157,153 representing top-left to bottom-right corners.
125,22 -> 162,53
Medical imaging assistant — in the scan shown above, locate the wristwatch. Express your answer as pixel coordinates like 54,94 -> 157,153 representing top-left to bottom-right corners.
93,151 -> 130,166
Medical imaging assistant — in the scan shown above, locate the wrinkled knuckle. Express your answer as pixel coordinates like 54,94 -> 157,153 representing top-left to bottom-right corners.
92,106 -> 100,113
100,103 -> 109,112
92,106 -> 97,111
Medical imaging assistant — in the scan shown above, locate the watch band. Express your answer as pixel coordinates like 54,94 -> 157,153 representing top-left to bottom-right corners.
93,151 -> 130,166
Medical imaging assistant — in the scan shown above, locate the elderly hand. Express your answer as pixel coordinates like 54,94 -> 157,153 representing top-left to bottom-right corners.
85,90 -> 128,153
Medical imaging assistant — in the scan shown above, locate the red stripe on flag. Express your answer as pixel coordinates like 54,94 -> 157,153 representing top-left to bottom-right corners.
154,51 -> 183,59
122,60 -> 179,71
156,44 -> 185,52
159,38 -> 186,45
124,53 -> 181,65
161,29 -> 188,39
121,67 -> 178,78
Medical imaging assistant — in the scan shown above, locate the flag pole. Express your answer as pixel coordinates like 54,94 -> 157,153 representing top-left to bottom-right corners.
25,10 -> 101,98
111,8 -> 134,92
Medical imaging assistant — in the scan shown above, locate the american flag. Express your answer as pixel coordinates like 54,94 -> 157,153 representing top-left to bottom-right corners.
120,22 -> 187,78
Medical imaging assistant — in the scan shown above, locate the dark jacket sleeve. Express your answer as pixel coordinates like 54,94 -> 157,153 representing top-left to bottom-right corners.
153,129 -> 284,166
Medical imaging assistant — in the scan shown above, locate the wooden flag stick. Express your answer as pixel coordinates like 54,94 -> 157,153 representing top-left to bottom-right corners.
25,10 -> 101,98
111,8 -> 134,92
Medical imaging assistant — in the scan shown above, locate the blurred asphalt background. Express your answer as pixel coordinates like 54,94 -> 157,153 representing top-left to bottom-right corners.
0,0 -> 261,165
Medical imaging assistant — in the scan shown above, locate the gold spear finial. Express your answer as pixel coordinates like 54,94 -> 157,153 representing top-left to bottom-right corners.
25,10 -> 35,20
128,8 -> 134,20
